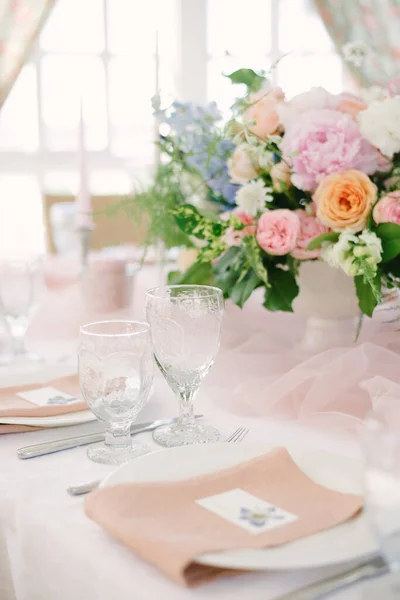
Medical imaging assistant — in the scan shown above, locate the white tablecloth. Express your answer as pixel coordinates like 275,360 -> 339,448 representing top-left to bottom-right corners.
0,267 -> 397,600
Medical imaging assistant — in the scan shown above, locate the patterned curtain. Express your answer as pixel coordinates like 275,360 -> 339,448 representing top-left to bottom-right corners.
313,0 -> 400,85
0,0 -> 56,108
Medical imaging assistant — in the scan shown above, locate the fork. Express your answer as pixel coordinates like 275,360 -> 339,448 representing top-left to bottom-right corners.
67,426 -> 250,496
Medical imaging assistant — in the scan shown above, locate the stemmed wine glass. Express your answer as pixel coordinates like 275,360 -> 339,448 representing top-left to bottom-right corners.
78,320 -> 154,464
0,254 -> 44,363
145,284 -> 224,447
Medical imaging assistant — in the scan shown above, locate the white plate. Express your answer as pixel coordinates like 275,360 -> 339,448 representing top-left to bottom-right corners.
102,442 -> 377,571
0,410 -> 97,427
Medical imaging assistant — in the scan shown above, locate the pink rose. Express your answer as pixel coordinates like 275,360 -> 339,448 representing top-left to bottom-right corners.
291,209 -> 330,259
281,109 -> 382,192
244,88 -> 284,140
337,93 -> 367,118
373,192 -> 400,225
224,211 -> 256,247
388,77 -> 400,97
256,209 -> 300,256
227,144 -> 258,184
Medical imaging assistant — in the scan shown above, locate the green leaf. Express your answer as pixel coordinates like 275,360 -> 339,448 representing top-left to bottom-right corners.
213,247 -> 247,297
242,236 -> 269,285
224,68 -> 265,93
168,261 -> 214,286
376,222 -> 400,240
307,232 -> 340,251
354,273 -> 382,317
263,267 -> 299,312
383,257 -> 400,278
381,238 -> 400,263
230,270 -> 262,308
174,204 -> 227,241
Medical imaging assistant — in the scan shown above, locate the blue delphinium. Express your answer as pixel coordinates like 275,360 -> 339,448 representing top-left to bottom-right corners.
160,101 -> 238,209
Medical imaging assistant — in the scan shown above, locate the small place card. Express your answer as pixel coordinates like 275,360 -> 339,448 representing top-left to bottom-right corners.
196,488 -> 298,535
17,387 -> 79,407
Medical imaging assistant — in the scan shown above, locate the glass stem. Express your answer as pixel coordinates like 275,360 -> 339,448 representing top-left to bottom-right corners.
177,388 -> 196,427
104,421 -> 132,449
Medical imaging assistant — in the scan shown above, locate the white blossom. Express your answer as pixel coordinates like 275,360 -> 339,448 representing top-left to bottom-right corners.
358,97 -> 400,158
321,230 -> 382,277
235,179 -> 272,215
342,41 -> 371,68
360,85 -> 389,105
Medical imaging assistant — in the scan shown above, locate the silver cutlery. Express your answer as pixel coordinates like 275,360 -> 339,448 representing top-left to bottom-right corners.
17,415 -> 204,460
276,554 -> 388,600
67,425 -> 250,496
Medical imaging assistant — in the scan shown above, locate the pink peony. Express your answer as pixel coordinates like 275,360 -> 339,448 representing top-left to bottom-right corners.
388,77 -> 400,97
244,88 -> 284,139
373,192 -> 400,225
256,209 -> 300,256
277,87 -> 338,129
291,209 -> 330,260
281,109 -> 382,192
337,93 -> 367,118
224,212 -> 256,247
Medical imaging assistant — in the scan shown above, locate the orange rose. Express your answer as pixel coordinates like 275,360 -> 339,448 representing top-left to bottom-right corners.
244,88 -> 284,139
337,93 -> 367,119
313,169 -> 377,232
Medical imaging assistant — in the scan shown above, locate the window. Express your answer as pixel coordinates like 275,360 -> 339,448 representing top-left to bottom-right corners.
0,0 -> 344,254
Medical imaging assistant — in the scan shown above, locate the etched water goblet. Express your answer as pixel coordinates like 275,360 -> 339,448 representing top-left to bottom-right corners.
0,254 -> 44,363
78,320 -> 154,465
145,284 -> 224,447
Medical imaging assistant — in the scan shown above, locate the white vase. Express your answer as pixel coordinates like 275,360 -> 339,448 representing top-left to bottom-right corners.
292,261 -> 360,350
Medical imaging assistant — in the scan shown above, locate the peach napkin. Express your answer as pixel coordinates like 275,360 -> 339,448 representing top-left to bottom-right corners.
85,448 -> 362,587
0,375 -> 86,434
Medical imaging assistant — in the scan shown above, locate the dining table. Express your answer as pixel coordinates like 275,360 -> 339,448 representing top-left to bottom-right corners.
1,263 -> 399,600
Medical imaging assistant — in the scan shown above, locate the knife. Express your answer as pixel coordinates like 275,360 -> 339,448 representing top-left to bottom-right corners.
275,555 -> 387,600
17,415 -> 203,460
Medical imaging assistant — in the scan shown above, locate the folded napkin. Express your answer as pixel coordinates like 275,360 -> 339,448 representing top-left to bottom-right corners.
0,375 -> 86,434
85,448 -> 362,587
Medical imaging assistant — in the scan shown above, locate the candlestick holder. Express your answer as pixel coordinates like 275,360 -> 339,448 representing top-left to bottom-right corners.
76,226 -> 93,269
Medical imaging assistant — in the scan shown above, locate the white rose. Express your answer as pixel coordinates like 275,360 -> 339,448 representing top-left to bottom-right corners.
227,144 -> 259,184
358,97 -> 400,158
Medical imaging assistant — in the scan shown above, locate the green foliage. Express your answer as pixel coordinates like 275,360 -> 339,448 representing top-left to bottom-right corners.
104,162 -> 193,250
354,272 -> 382,317
263,267 -> 299,312
376,222 -> 400,263
174,204 -> 227,241
229,270 -> 262,308
242,236 -> 269,285
167,260 -> 214,286
307,231 -> 340,251
225,68 -> 265,93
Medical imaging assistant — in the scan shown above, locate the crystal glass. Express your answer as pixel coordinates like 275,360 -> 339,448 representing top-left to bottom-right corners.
145,284 -> 224,447
0,254 -> 44,363
78,320 -> 154,465
362,399 -> 400,575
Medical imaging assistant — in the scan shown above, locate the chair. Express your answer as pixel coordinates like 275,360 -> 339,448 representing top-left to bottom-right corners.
43,194 -> 147,254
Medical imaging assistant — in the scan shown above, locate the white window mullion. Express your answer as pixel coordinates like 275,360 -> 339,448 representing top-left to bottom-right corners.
177,0 -> 207,104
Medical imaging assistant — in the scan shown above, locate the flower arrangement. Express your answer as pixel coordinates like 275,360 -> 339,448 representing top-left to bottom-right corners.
164,67 -> 400,317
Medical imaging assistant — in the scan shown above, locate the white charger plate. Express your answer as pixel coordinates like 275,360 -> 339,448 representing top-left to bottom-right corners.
102,442 -> 377,571
0,409 -> 96,427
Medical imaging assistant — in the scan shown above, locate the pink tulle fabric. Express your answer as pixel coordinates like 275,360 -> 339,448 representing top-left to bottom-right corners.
25,264 -> 400,435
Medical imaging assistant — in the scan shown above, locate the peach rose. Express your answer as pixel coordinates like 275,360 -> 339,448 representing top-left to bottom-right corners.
373,191 -> 400,225
337,93 -> 367,118
244,88 -> 284,140
256,209 -> 300,255
313,169 -> 377,232
227,144 -> 259,184
270,161 -> 291,191
291,209 -> 330,260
